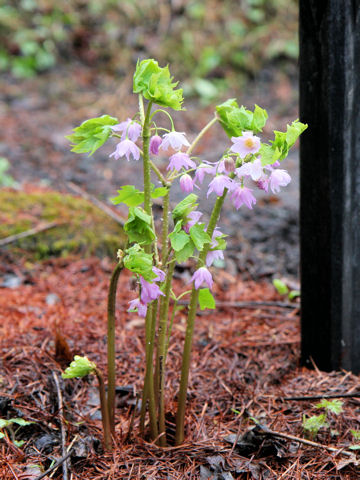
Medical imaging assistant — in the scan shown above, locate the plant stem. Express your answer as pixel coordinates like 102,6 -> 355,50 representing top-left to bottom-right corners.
95,368 -> 112,451
142,101 -> 153,217
107,261 -> 124,435
175,191 -> 227,445
156,260 -> 176,446
161,189 -> 170,264
186,115 -> 218,156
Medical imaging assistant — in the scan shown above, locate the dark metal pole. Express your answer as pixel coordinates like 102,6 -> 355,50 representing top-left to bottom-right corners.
299,0 -> 360,372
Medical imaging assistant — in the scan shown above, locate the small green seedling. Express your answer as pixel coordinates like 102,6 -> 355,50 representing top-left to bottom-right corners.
0,417 -> 33,447
349,430 -> 360,451
62,356 -> 111,450
302,399 -> 343,439
272,278 -> 300,301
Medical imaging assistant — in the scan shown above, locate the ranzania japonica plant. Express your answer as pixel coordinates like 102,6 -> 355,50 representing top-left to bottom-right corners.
64,59 -> 307,449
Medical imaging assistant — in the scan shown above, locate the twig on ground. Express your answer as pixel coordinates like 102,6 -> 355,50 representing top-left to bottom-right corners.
33,451 -> 73,480
258,426 -> 355,458
284,392 -> 360,401
52,372 -> 69,480
0,222 -> 59,247
66,181 -> 126,226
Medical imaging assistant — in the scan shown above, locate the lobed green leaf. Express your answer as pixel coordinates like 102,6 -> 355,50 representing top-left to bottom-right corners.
111,185 -> 144,207
172,194 -> 198,224
124,207 -> 155,245
198,288 -> 215,310
189,224 -> 211,251
216,99 -> 268,137
62,356 -> 97,379
66,115 -> 118,155
123,244 -> 155,281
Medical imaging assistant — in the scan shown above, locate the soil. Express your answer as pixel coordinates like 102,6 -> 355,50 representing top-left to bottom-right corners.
1,65 -> 359,478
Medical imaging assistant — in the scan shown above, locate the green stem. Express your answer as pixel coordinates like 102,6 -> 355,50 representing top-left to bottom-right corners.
95,368 -> 112,451
175,190 -> 227,445
142,101 -> 153,217
156,260 -> 176,446
107,261 -> 124,435
186,115 -> 218,156
161,189 -> 170,265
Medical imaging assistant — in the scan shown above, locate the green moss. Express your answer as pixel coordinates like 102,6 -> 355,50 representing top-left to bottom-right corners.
0,188 -> 127,260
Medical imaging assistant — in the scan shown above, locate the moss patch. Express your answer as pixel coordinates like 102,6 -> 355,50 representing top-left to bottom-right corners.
0,187 -> 127,260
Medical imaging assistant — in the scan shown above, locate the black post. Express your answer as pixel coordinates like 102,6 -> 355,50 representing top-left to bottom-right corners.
299,1 -> 360,372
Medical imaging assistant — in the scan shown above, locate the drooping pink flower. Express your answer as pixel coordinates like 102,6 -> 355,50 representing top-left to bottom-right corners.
230,132 -> 261,158
110,139 -> 140,161
184,210 -> 202,233
230,185 -> 256,210
268,169 -> 291,194
179,174 -> 194,193
206,249 -> 224,267
257,176 -> 269,192
161,131 -> 190,151
111,118 -> 142,142
207,175 -> 234,197
152,267 -> 166,282
191,267 -> 214,290
167,152 -> 196,171
194,163 -> 216,185
140,277 -> 165,304
128,298 -> 147,318
236,158 -> 263,181
149,135 -> 162,155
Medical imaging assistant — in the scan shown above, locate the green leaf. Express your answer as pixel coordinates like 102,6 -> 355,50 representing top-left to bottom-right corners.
111,185 -> 144,207
272,279 -> 289,295
133,59 -> 184,111
0,432 -> 4,439
316,399 -> 343,415
261,119 -> 308,166
0,419 -> 10,429
175,238 -> 195,263
10,418 -> 33,427
302,414 -> 328,437
169,222 -> 191,251
66,115 -> 118,156
13,440 -> 25,447
189,224 -> 211,251
288,290 -> 300,300
62,356 -> 96,379
349,444 -> 360,451
198,288 -> 215,310
124,207 -> 155,245
151,187 -> 168,198
172,194 -> 198,224
216,99 -> 267,137
123,244 -> 155,281
351,430 -> 360,440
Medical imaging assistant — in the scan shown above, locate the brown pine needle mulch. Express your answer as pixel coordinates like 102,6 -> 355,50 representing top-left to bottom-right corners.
0,257 -> 359,479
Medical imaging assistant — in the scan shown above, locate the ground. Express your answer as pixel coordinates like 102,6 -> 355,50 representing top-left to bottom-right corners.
0,64 -> 359,479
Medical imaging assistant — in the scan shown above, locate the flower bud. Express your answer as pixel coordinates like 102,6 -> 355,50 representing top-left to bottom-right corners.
149,135 -> 162,155
224,157 -> 235,173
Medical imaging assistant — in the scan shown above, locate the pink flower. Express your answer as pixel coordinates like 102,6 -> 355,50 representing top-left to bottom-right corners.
206,249 -> 224,267
191,267 -> 214,290
230,132 -> 261,158
218,158 -> 235,174
211,228 -> 224,248
179,174 -> 194,193
257,176 -> 269,192
207,175 -> 234,197
110,139 -> 140,162
149,135 -> 162,155
268,169 -> 291,194
230,185 -> 256,210
161,131 -> 190,151
194,163 -> 216,185
112,118 -> 142,142
236,158 -> 263,181
167,152 -> 196,171
128,298 -> 147,318
184,210 -> 202,233
152,267 -> 165,282
140,277 -> 165,304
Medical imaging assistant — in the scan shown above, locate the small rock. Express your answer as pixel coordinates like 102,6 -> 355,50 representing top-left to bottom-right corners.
46,293 -> 60,305
0,275 -> 22,288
